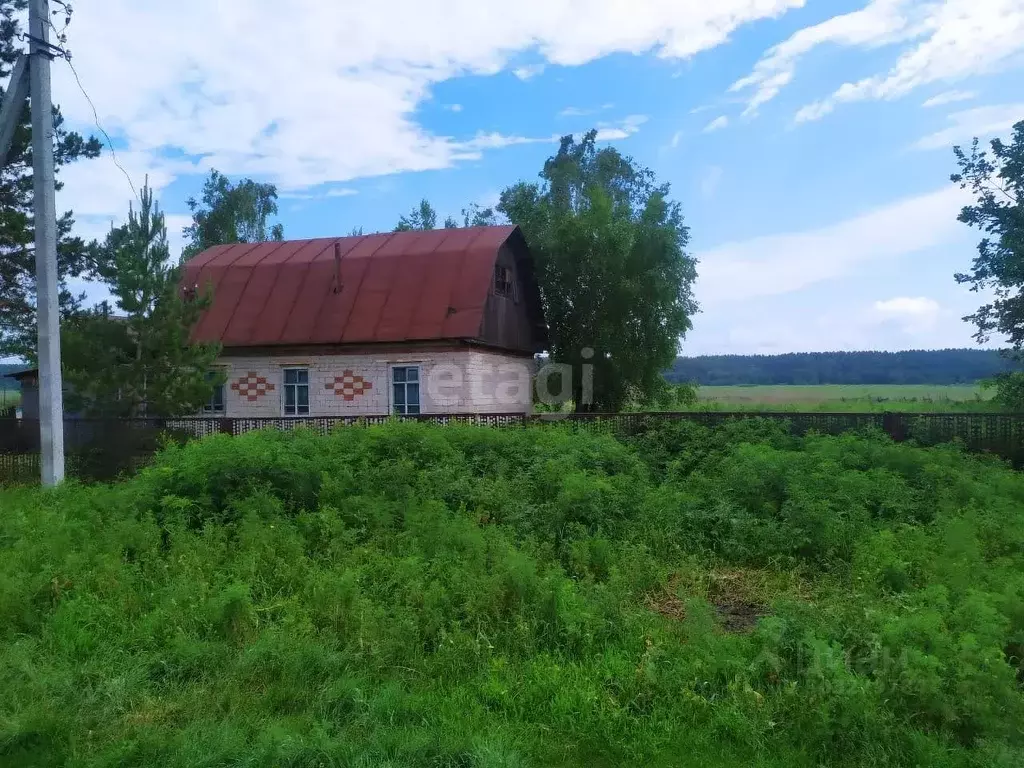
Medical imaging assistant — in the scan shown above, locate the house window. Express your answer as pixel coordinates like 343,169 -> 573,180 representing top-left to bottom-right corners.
392,366 -> 421,415
282,367 -> 310,416
493,264 -> 514,299
203,372 -> 225,414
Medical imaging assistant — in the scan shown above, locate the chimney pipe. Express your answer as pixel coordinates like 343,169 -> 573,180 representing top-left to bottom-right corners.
333,241 -> 342,294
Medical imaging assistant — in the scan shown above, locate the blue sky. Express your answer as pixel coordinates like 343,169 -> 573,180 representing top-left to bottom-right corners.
47,0 -> 1024,356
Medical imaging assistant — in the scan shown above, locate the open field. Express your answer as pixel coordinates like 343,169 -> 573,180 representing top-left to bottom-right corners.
694,383 -> 996,412
2,421 -> 1023,766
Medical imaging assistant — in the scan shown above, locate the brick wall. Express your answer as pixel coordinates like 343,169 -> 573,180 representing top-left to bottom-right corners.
213,348 -> 536,417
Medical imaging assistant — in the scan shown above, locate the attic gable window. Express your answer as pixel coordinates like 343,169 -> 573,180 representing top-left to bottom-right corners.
493,264 -> 514,299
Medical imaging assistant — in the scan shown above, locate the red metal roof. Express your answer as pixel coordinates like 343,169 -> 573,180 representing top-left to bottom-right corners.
182,226 -> 522,347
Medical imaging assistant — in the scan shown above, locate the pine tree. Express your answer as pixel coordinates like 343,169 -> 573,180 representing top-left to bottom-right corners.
0,0 -> 102,359
62,181 -> 221,417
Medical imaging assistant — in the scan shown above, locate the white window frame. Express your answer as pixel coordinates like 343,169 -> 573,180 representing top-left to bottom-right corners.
281,366 -> 310,417
202,369 -> 226,415
390,364 -> 422,415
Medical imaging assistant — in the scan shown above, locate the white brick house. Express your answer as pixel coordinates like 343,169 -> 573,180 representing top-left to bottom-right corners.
183,226 -> 547,418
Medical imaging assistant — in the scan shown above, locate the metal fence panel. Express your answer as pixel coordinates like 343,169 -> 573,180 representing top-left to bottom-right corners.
2,412 -> 1023,485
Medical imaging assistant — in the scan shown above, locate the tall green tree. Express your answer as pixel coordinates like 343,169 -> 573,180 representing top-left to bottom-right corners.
952,119 -> 1024,407
181,170 -> 284,260
461,202 -> 500,227
394,199 -> 442,231
62,182 -> 220,417
393,199 -> 497,231
0,0 -> 102,359
499,131 -> 698,410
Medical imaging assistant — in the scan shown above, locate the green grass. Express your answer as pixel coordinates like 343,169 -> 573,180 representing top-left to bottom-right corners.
691,384 -> 996,412
0,389 -> 20,409
2,420 -> 1023,766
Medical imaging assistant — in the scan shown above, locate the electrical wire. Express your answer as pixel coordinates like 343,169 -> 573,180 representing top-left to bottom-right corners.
45,6 -> 140,202
61,55 -> 139,202
49,1 -> 72,44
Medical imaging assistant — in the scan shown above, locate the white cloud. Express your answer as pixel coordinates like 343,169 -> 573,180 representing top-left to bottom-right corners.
913,103 -> 1024,150
731,0 -> 912,116
794,99 -> 841,123
558,104 -> 614,118
51,0 -> 807,227
922,89 -> 976,107
280,187 -> 360,200
593,127 -> 630,141
695,185 -> 971,305
703,115 -> 729,132
669,130 -> 684,148
513,64 -> 546,80
593,114 -> 648,141
56,149 -> 194,220
55,149 -> 199,266
458,132 -> 559,151
871,296 -> 941,331
793,0 -> 1024,123
165,215 -> 193,262
444,103 -> 464,112
873,296 -> 939,317
700,165 -> 723,198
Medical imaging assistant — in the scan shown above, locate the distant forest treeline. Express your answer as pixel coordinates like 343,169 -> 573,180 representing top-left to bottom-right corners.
668,349 -> 1019,386
3,352 -> 1018,391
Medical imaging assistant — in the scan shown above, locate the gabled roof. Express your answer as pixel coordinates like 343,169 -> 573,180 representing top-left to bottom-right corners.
182,226 -> 540,348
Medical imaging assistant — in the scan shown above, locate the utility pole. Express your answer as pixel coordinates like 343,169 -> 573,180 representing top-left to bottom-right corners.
28,0 -> 65,485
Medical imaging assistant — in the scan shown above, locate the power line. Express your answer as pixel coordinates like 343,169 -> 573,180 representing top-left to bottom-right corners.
61,55 -> 139,202
43,5 -> 140,203
49,1 -> 72,43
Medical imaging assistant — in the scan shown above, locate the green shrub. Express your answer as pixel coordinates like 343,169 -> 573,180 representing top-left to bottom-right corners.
1,420 -> 1023,766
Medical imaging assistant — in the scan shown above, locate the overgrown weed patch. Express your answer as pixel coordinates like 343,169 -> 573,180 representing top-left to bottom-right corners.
2,420 -> 1023,766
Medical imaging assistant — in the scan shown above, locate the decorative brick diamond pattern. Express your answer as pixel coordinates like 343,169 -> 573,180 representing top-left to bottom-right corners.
231,371 -> 276,402
325,369 -> 372,401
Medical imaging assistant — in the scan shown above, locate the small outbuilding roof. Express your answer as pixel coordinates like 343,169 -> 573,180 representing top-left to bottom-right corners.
3,367 -> 37,381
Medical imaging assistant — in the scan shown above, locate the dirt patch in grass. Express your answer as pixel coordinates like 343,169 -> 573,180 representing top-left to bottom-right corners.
648,567 -> 806,633
646,573 -> 688,622
712,600 -> 763,632
707,569 -> 769,633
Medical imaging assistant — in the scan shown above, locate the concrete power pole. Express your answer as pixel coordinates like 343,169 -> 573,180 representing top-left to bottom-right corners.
28,0 -> 65,485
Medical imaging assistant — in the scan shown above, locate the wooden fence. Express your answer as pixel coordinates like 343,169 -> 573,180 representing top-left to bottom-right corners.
2,411 -> 1024,485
